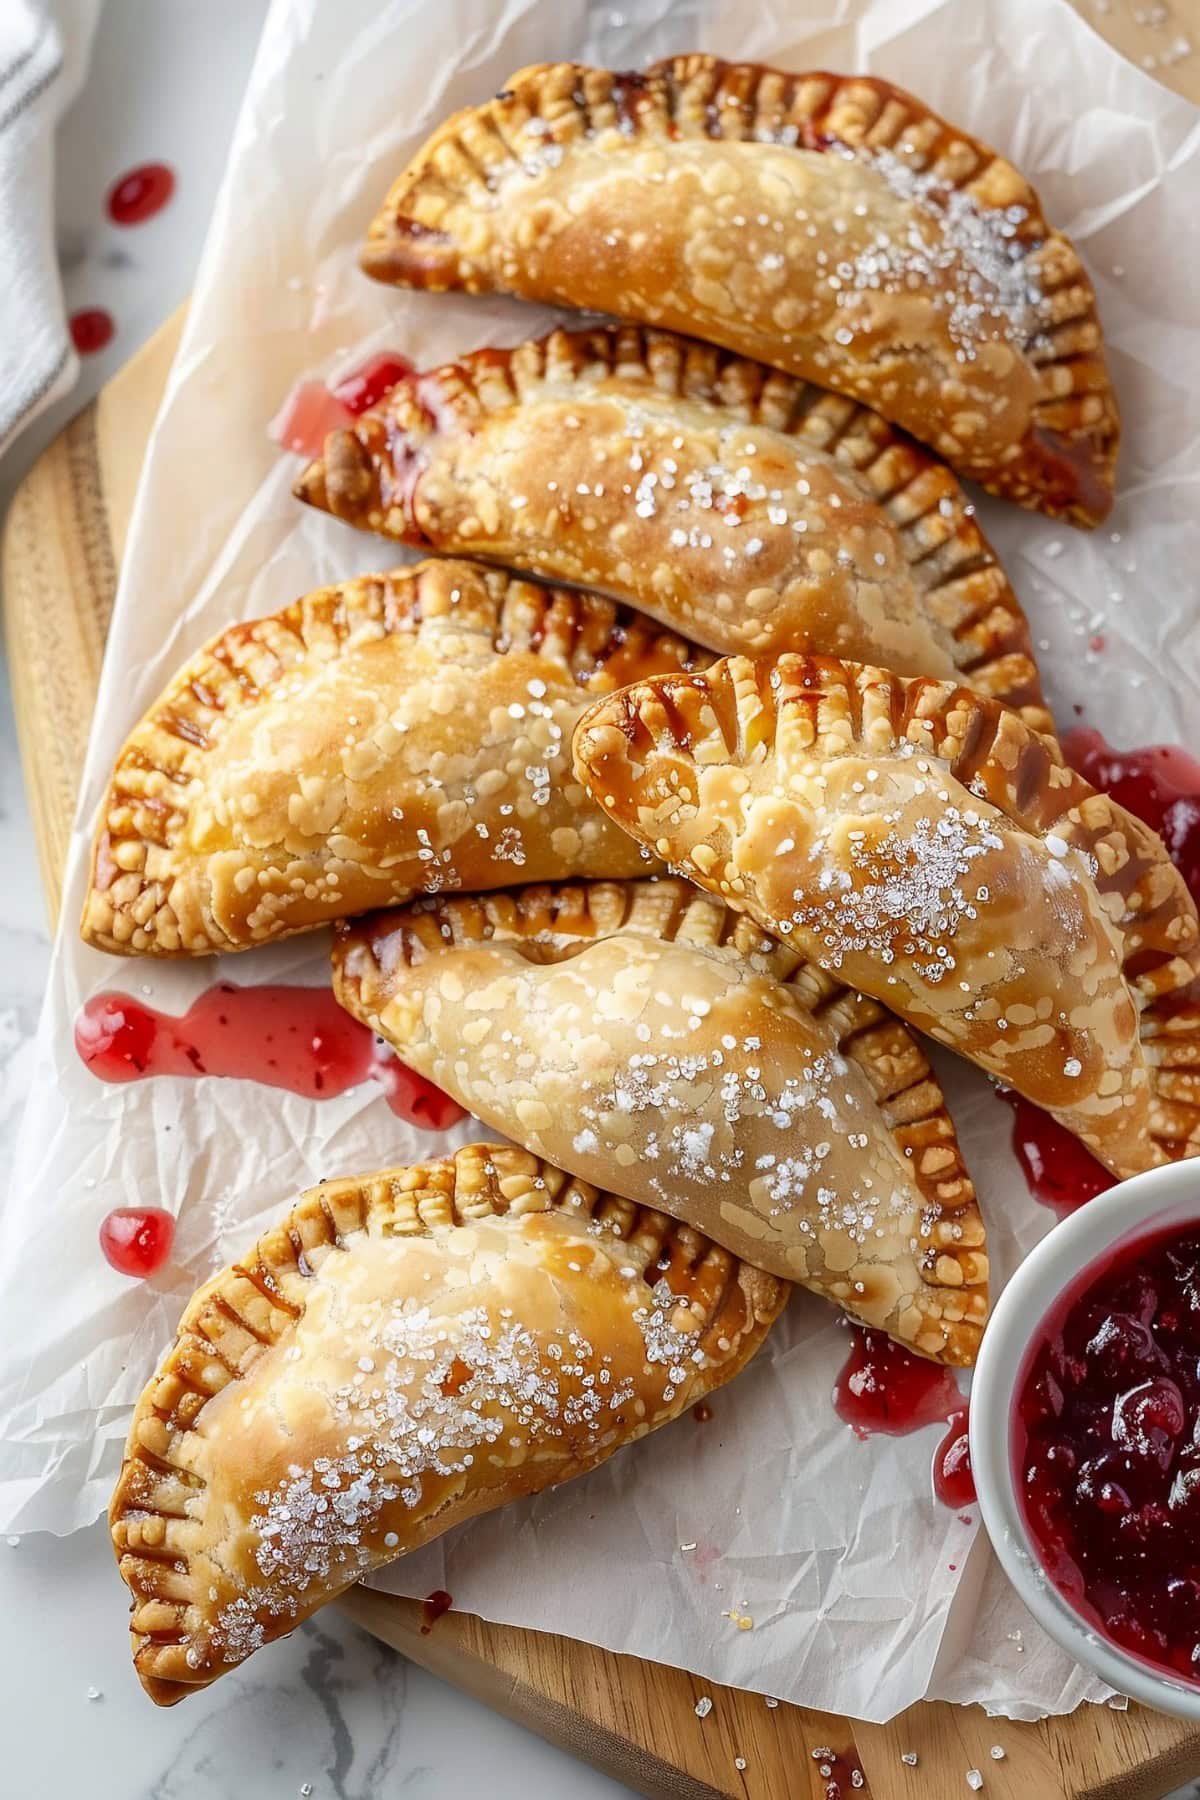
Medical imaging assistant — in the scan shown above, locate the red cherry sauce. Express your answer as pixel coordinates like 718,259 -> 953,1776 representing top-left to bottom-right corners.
1065,727 -> 1200,910
270,381 -> 354,460
833,1325 -> 962,1440
420,1589 -> 454,1634
99,1207 -> 175,1278
70,308 -> 114,356
1016,1221 -> 1200,1682
332,352 -> 414,415
999,1088 -> 1116,1216
75,984 -> 465,1130
933,1407 -> 976,1510
107,163 -> 175,226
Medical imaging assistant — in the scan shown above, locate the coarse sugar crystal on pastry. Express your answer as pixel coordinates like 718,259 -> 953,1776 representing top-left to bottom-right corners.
360,58 -> 1118,524
109,1142 -> 787,1703
80,558 -> 712,957
571,655 -> 1200,1180
296,324 -> 1051,732
332,877 -> 987,1364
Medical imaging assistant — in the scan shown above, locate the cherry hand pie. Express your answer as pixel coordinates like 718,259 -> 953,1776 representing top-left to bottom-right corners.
573,657 -> 1200,1179
81,559 -> 711,956
296,324 -> 1050,731
360,57 -> 1118,524
110,1141 -> 786,1703
332,878 -> 987,1363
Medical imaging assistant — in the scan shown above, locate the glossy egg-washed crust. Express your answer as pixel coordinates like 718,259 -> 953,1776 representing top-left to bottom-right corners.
333,878 -> 987,1363
81,559 -> 712,957
297,324 -> 1052,732
361,58 -> 1118,525
573,657 -> 1200,1177
111,1143 -> 786,1704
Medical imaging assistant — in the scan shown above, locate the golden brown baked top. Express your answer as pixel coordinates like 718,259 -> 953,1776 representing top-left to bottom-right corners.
110,1142 -> 787,1703
81,559 -> 711,957
361,57 -> 1118,524
297,324 -> 1050,731
333,878 -> 987,1363
572,656 -> 1200,1178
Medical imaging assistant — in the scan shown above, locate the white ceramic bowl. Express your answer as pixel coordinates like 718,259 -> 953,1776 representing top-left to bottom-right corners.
971,1157 -> 1200,1719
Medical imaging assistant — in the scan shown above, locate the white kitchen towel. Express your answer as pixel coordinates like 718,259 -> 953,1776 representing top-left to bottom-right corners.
0,0 -> 100,458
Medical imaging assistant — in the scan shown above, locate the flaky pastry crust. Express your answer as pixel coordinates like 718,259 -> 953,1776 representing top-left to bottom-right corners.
297,325 -> 1050,731
332,878 -> 987,1363
110,1142 -> 786,1703
573,657 -> 1200,1178
361,58 -> 1118,524
81,559 -> 711,957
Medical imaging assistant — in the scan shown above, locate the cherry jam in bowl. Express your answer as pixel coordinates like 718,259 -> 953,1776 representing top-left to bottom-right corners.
971,1161 -> 1200,1719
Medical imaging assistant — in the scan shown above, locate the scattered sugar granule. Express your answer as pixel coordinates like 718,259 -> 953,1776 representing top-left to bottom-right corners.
966,1771 -> 984,1792
812,1747 -> 836,1760
299,1786 -> 314,1798
85,1687 -> 101,1702
990,1745 -> 1006,1760
901,1751 -> 919,1765
734,1756 -> 747,1771
695,1696 -> 713,1719
851,1774 -> 865,1790
1108,1693 -> 1129,1711
765,1696 -> 779,1709
6,1536 -> 18,1547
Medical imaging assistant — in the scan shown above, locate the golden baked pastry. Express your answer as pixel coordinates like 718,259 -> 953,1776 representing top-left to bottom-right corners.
361,57 -> 1118,524
110,1142 -> 787,1703
332,878 -> 987,1363
81,559 -> 710,956
573,657 -> 1200,1178
297,325 -> 1050,731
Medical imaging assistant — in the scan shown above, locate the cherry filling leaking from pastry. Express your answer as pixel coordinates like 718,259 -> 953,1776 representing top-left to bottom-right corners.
1016,1220 -> 1200,1684
834,1325 -> 963,1440
998,1088 -> 1116,1215
271,354 -> 415,461
1064,728 -> 1200,910
106,162 -> 175,226
74,984 -> 465,1129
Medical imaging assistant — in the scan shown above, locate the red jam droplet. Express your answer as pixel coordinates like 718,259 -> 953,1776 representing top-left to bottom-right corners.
1065,727 -> 1200,909
420,1589 -> 453,1634
106,162 -> 175,226
933,1407 -> 976,1509
99,1207 -> 175,1278
833,1325 -> 962,1439
270,380 -> 354,460
332,352 -> 415,415
1016,1221 -> 1200,1684
75,985 -> 466,1129
998,1088 -> 1116,1214
69,308 -> 114,356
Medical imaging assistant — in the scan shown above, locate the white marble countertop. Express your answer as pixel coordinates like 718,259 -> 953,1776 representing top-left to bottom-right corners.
0,3 -> 628,1794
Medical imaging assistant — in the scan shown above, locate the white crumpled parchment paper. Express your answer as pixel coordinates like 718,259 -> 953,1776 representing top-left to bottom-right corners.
2,0 -> 1198,1724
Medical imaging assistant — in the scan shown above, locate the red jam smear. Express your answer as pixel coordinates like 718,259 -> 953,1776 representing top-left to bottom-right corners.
106,162 -> 175,226
933,1408 -> 976,1510
99,1206 -> 175,1278
998,1088 -> 1116,1215
70,308 -> 114,356
833,1325 -> 962,1440
1016,1220 -> 1200,1682
1064,727 -> 1200,909
75,985 -> 465,1130
332,352 -> 414,415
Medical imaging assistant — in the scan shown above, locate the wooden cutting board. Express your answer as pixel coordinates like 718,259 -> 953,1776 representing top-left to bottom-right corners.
6,6 -> 1200,1779
7,319 -> 1200,1800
